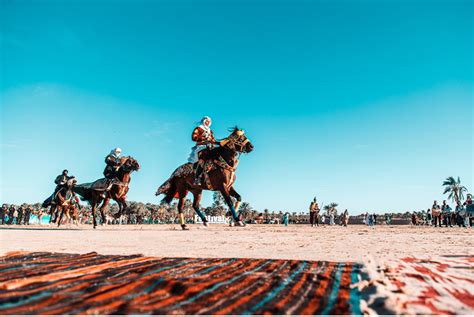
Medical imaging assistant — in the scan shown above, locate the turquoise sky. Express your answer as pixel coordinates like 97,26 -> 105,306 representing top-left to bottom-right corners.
1,0 -> 473,214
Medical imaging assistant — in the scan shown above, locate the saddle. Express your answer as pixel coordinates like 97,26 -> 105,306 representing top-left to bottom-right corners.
80,178 -> 122,191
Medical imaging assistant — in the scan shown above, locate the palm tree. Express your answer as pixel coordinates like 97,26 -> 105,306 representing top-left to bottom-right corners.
239,202 -> 252,220
323,205 -> 331,216
263,209 -> 269,222
323,203 -> 338,216
210,192 -> 226,216
329,202 -> 338,216
443,176 -> 467,204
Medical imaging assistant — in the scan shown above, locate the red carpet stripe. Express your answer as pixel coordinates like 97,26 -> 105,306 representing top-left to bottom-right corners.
0,252 -> 367,315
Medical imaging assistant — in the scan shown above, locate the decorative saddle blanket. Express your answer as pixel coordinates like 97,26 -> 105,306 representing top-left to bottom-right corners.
156,161 -> 220,195
156,163 -> 194,196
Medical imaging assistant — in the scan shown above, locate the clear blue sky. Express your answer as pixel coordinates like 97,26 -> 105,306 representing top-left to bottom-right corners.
1,0 -> 473,214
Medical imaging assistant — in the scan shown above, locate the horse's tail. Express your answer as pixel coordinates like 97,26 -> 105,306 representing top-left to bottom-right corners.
162,178 -> 178,204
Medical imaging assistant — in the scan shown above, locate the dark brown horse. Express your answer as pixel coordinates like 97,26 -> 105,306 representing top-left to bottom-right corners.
156,127 -> 254,230
49,177 -> 79,227
73,156 -> 140,228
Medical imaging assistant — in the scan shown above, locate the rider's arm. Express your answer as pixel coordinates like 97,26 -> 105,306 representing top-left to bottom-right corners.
192,127 -> 202,142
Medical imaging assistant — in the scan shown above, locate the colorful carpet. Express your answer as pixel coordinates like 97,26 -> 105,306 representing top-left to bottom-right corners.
0,252 -> 365,315
382,255 -> 474,315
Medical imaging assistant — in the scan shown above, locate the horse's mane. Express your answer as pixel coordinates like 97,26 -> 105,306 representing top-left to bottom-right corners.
228,126 -> 240,133
121,156 -> 136,162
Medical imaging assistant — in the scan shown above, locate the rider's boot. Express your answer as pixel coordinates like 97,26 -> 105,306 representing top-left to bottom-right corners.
193,161 -> 204,186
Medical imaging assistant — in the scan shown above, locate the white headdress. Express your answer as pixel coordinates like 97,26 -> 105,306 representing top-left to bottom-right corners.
110,147 -> 122,157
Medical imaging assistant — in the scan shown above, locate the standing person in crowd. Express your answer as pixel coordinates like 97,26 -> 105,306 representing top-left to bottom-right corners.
329,210 -> 334,225
455,202 -> 465,227
385,213 -> 392,225
426,209 -> 432,226
30,209 -> 38,224
12,208 -> 18,225
7,205 -> 15,224
0,204 -> 6,225
283,212 -> 289,226
411,212 -> 418,225
432,201 -> 441,227
441,200 -> 452,227
38,208 -> 46,225
463,193 -> 472,227
309,197 -> 320,227
342,209 -> 349,226
23,205 -> 32,225
373,213 -> 377,226
368,213 -> 374,227
17,205 -> 24,225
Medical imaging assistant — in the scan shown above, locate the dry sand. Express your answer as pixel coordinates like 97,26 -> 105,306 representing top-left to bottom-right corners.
1,224 -> 472,263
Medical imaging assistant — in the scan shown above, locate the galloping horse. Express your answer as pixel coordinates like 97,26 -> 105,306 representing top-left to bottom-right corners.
73,156 -> 140,228
49,176 -> 79,227
156,127 -> 254,230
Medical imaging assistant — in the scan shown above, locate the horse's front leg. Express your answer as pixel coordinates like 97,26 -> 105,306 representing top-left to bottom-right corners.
49,205 -> 56,224
99,197 -> 110,226
72,206 -> 79,226
57,206 -> 65,227
220,189 -> 245,227
191,190 -> 208,226
120,199 -> 128,216
92,200 -> 98,229
228,186 -> 242,216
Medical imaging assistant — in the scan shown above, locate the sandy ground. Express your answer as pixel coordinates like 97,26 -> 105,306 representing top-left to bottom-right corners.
1,224 -> 472,263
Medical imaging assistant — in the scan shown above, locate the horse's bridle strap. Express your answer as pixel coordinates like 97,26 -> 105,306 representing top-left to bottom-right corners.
215,156 -> 237,172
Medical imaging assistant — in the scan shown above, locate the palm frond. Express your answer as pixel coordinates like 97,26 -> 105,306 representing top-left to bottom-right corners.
442,176 -> 456,186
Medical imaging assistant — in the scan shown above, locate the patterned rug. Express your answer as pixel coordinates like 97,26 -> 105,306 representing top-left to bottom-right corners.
0,252 -> 365,315
382,255 -> 474,315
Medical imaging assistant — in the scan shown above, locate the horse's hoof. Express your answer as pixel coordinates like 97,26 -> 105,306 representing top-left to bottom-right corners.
202,221 -> 209,228
181,224 -> 189,230
236,221 -> 246,227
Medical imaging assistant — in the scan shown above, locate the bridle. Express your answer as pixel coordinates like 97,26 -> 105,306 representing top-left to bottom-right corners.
223,134 -> 250,153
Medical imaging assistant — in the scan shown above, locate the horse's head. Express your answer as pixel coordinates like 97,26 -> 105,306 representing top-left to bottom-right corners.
223,127 -> 254,154
121,156 -> 140,172
66,176 -> 77,188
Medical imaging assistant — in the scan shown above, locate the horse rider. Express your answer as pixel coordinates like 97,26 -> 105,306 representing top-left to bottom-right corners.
309,197 -> 320,227
54,169 -> 69,193
99,147 -> 122,197
42,169 -> 69,207
104,147 -> 122,180
188,116 -> 219,185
